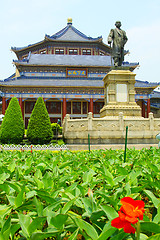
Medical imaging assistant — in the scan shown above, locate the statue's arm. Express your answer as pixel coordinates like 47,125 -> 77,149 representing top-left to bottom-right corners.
108,29 -> 114,44
123,31 -> 128,45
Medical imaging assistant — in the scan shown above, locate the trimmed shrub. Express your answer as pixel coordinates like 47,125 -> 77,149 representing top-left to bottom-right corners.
27,97 -> 53,144
51,123 -> 62,136
0,97 -> 24,144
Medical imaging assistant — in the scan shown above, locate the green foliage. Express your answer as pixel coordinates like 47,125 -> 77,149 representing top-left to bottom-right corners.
0,97 -> 24,144
51,122 -> 62,135
27,97 -> 53,144
0,148 -> 159,239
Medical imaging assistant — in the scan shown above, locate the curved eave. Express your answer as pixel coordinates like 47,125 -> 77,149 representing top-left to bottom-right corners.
45,35 -> 103,43
0,84 -> 102,89
11,39 -> 48,53
14,63 -> 112,68
136,86 -> 158,90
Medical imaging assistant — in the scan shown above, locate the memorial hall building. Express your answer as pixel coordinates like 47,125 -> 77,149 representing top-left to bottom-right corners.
0,19 -> 159,128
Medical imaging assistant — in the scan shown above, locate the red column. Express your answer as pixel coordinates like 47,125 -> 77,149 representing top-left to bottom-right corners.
62,98 -> 67,119
147,98 -> 150,118
142,100 -> 146,118
89,98 -> 93,115
2,97 -> 6,115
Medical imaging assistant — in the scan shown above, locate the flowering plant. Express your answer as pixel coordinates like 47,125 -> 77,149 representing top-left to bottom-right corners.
111,197 -> 145,239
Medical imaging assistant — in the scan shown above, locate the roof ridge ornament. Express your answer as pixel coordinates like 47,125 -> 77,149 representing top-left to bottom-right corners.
67,18 -> 72,25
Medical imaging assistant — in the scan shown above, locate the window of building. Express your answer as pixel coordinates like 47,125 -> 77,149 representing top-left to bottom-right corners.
46,101 -> 61,114
82,49 -> 91,55
83,102 -> 87,114
72,102 -> 81,114
67,102 -> 71,114
69,49 -> 78,55
93,102 -> 104,114
25,101 -> 36,114
55,48 -> 64,55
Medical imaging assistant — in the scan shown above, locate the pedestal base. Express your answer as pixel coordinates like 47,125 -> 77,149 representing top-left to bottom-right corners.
100,104 -> 141,117
101,69 -> 141,117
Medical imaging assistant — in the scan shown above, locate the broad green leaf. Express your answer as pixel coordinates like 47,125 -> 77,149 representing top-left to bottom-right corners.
147,233 -> 160,239
34,169 -> 42,179
141,222 -> 160,233
43,201 -> 61,216
15,188 -> 25,208
34,196 -> 43,217
18,213 -> 31,238
74,217 -> 98,240
97,228 -> 117,240
140,233 -> 148,240
34,177 -> 44,189
28,216 -> 46,234
83,170 -> 94,183
143,190 -> 160,208
30,231 -> 59,240
10,224 -> 20,239
50,214 -> 68,229
110,231 -> 129,240
68,228 -> 79,240
100,205 -> 118,220
26,190 -> 37,199
154,206 -> 160,223
113,176 -> 126,185
62,198 -> 76,214
1,216 -> 11,240
8,161 -> 16,172
0,184 -> 10,194
6,181 -> 21,192
0,205 -> 12,219
0,173 -> 10,184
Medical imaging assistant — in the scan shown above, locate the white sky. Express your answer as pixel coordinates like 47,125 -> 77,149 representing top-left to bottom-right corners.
0,0 -> 160,83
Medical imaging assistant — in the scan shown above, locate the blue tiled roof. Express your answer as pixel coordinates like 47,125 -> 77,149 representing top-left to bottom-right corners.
0,76 -> 104,87
135,80 -> 159,88
46,24 -> 102,42
11,22 -> 102,52
150,91 -> 160,98
14,54 -> 138,67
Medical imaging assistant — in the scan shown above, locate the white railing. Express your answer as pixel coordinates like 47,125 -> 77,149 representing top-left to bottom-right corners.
1,144 -> 68,151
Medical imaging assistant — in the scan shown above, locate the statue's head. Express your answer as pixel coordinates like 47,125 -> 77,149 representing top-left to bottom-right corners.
115,21 -> 121,28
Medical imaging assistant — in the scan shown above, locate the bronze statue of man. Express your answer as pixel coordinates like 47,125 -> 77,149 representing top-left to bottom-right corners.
108,21 -> 128,67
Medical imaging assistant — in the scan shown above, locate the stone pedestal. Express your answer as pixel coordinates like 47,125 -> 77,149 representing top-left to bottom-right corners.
100,70 -> 141,117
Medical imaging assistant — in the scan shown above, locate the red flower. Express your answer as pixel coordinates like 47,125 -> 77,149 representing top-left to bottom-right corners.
120,197 -> 145,221
111,214 -> 136,233
111,197 -> 145,234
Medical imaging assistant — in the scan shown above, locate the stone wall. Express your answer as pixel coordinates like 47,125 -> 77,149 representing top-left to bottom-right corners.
63,112 -> 160,144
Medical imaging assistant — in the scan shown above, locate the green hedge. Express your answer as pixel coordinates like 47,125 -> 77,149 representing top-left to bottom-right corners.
0,97 -> 24,143
51,122 -> 62,136
27,97 -> 53,144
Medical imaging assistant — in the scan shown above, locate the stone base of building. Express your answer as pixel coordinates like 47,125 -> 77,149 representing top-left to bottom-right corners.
100,103 -> 141,117
63,112 -> 160,144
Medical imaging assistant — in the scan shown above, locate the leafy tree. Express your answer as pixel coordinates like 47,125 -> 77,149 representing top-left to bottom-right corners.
0,97 -> 24,143
27,97 -> 53,144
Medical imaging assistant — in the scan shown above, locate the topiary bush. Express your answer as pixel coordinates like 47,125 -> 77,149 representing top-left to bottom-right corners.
0,97 -> 24,144
51,123 -> 62,136
27,97 -> 53,144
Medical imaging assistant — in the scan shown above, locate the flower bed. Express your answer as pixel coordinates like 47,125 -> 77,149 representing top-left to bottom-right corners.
0,148 -> 159,239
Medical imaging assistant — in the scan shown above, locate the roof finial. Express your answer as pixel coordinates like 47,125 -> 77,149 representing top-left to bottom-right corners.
67,18 -> 72,25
